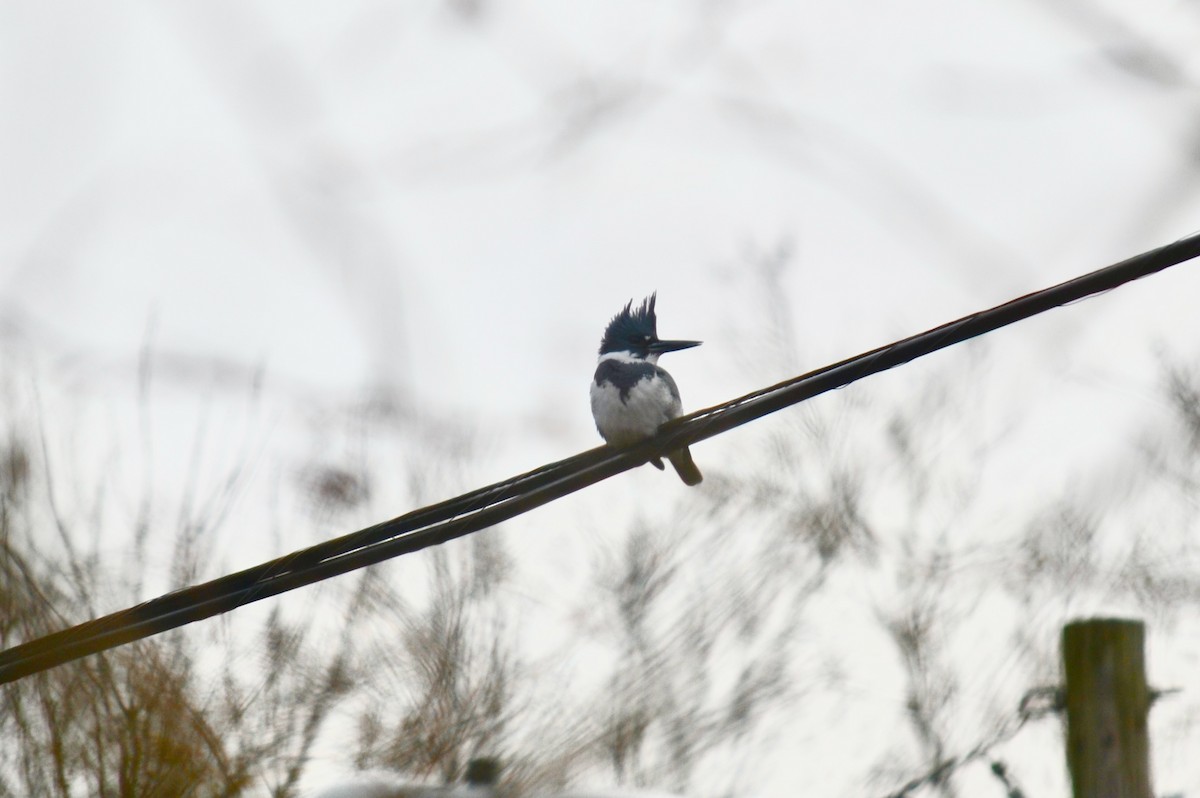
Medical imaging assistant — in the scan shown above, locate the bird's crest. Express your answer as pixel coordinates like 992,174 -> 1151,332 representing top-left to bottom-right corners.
599,293 -> 658,355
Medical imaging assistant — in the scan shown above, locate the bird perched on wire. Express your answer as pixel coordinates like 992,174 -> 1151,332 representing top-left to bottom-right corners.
590,293 -> 703,485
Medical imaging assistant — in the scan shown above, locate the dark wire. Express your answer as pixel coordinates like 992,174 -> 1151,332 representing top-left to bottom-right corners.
2,232 -> 1198,684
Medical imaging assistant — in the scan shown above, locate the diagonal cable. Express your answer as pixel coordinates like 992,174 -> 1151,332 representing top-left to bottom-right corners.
1,232 -> 1198,684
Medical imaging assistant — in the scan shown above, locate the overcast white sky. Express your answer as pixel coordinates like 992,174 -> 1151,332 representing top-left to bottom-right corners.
3,1 -> 1200,796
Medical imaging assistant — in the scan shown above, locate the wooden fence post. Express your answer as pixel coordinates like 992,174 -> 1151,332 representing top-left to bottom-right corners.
1061,618 -> 1153,798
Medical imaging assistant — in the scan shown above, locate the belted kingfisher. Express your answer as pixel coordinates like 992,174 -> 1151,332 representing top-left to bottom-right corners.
590,293 -> 703,486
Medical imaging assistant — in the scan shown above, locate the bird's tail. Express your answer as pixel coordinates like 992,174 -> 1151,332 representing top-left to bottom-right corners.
667,447 -> 703,486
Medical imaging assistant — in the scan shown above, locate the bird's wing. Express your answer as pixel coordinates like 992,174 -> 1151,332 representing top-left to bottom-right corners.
652,365 -> 684,417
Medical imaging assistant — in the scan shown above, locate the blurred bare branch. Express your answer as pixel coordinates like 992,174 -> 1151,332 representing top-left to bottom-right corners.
353,536 -> 537,788
0,368 -> 362,798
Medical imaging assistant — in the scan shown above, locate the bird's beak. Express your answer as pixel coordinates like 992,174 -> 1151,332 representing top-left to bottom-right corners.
649,338 -> 702,354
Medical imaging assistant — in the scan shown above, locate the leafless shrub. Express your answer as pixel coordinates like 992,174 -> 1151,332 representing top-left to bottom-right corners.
0,370 -> 365,798
352,534 -> 555,793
